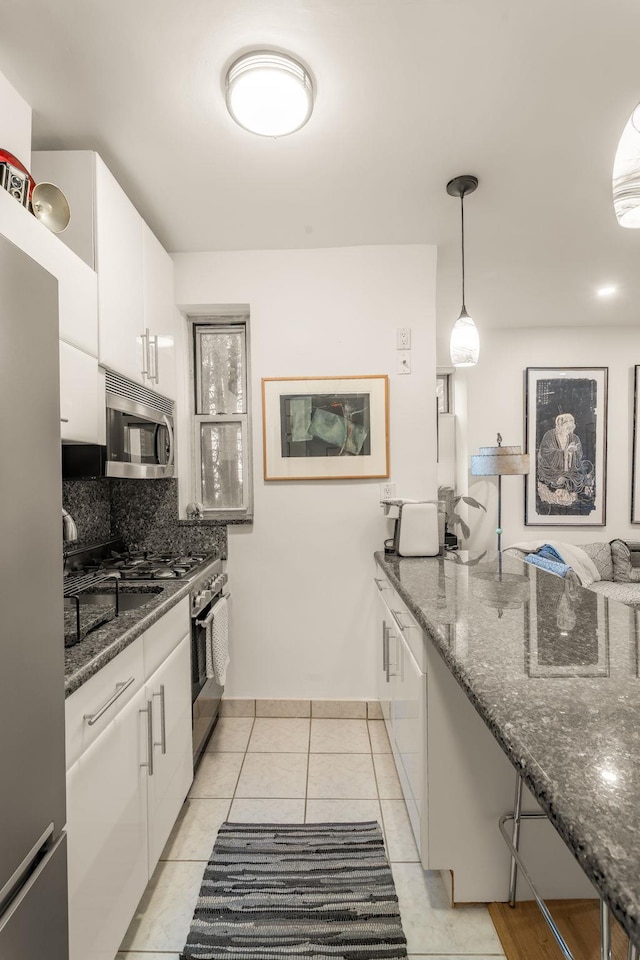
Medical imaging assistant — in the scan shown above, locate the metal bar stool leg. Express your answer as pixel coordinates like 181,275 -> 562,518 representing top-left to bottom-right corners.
600,899 -> 612,960
508,772 -> 524,907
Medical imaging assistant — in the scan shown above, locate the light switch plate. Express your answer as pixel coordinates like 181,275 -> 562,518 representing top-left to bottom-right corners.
397,352 -> 411,374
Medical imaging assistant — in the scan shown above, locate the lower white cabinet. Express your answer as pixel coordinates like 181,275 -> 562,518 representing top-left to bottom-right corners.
145,635 -> 193,871
66,687 -> 149,960
65,599 -> 192,960
373,562 -> 597,904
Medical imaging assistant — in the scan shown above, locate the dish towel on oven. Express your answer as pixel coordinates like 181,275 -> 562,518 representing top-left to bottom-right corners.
205,595 -> 230,684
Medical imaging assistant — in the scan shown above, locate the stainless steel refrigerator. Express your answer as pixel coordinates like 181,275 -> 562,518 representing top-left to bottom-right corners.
0,232 -> 68,957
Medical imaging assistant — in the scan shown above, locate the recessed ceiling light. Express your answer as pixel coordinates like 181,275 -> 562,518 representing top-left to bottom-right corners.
225,50 -> 314,137
597,285 -> 617,297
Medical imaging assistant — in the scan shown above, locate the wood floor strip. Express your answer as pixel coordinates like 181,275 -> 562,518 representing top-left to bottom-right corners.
488,899 -> 629,960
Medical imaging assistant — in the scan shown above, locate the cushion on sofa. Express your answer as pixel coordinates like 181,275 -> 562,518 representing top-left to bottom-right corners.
582,542 -> 614,581
588,580 -> 640,605
610,539 -> 640,583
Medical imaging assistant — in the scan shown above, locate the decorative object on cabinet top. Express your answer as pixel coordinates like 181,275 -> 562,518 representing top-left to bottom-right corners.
0,147 -> 70,231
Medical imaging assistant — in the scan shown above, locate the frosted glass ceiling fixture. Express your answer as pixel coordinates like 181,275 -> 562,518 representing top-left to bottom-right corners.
225,50 -> 314,137
613,102 -> 640,227
447,174 -> 480,367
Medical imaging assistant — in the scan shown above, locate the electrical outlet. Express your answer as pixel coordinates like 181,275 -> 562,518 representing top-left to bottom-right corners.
397,351 -> 411,374
380,482 -> 396,500
396,327 -> 411,349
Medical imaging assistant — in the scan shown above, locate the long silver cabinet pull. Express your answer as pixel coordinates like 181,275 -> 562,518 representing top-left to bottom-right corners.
374,577 -> 388,591
387,633 -> 399,679
140,699 -> 154,776
84,677 -> 135,726
390,608 -> 413,633
382,622 -> 389,673
153,684 -> 167,754
141,328 -> 150,378
152,334 -> 160,384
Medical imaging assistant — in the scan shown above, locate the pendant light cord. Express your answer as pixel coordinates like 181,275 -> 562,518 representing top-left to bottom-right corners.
460,192 -> 466,311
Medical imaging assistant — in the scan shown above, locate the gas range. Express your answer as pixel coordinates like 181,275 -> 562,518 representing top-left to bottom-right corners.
64,540 -> 217,583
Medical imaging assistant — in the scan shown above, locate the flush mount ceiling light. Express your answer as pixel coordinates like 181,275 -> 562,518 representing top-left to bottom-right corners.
447,174 -> 480,367
613,102 -> 640,227
225,50 -> 314,137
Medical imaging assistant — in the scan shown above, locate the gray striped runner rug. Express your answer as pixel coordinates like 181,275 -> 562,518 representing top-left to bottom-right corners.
180,820 -> 408,959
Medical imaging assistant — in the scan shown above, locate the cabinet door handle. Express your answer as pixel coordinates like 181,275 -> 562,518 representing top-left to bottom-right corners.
387,633 -> 399,679
141,328 -> 150,379
374,577 -> 388,591
151,334 -> 160,384
84,677 -> 135,725
382,622 -> 389,674
60,417 -> 69,423
391,609 -> 413,633
153,684 -> 167,754
140,698 -> 154,776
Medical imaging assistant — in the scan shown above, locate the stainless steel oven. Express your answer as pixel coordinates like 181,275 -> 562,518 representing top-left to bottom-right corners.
190,560 -> 228,766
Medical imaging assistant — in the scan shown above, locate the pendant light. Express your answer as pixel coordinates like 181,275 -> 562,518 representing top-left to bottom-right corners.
447,174 -> 480,367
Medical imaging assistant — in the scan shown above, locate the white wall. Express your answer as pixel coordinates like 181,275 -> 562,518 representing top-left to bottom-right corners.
456,325 -> 640,551
174,245 -> 437,699
0,68 -> 32,168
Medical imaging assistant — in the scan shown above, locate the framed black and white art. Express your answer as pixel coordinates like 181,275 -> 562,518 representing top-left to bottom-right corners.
524,367 -> 608,526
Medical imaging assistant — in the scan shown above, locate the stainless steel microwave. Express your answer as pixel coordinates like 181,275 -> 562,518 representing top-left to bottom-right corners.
62,372 -> 175,480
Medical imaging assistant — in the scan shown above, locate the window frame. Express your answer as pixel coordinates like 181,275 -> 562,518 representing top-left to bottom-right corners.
190,315 -> 253,520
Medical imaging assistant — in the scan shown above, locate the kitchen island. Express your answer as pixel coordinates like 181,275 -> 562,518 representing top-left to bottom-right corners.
375,549 -> 640,950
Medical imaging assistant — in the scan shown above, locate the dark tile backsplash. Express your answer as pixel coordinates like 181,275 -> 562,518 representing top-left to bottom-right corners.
62,477 -> 227,558
62,479 -> 111,546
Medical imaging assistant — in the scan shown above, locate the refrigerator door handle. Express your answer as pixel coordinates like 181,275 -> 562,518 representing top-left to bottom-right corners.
0,823 -> 54,910
0,830 -> 63,933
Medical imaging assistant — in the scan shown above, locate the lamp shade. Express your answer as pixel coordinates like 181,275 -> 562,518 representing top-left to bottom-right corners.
470,444 -> 529,477
450,311 -> 480,367
225,50 -> 314,137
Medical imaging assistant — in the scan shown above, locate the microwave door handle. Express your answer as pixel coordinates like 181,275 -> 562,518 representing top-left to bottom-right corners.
163,415 -> 174,473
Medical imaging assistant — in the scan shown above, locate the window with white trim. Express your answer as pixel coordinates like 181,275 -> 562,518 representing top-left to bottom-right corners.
192,317 -> 252,518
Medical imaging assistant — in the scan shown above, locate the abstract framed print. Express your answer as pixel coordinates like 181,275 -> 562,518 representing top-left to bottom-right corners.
262,375 -> 389,480
524,367 -> 607,526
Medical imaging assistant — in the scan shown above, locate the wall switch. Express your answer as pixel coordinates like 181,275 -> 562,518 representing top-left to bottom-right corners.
396,327 -> 411,349
380,482 -> 396,500
397,351 -> 411,374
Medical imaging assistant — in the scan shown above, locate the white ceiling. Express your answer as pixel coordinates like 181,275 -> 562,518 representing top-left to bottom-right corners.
1,0 -> 640,337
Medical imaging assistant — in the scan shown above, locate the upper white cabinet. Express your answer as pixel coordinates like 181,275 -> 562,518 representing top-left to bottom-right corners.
0,183 -> 98,356
32,150 -> 176,399
142,221 -> 176,400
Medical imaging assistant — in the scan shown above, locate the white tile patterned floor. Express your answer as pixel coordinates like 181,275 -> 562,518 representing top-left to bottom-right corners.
118,717 -> 506,960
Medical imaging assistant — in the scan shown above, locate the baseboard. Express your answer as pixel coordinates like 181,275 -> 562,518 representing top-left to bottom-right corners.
219,698 -> 382,719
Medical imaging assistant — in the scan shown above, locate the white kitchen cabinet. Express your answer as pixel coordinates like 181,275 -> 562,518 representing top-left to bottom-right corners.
145,633 -> 192,870
94,156 -> 146,384
66,686 -> 149,960
65,598 -> 192,960
32,150 -> 176,398
374,561 -> 600,904
59,342 -> 104,444
0,180 -> 98,356
142,221 -> 176,398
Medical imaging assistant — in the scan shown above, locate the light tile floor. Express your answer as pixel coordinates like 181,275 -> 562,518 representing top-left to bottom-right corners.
118,717 -> 506,960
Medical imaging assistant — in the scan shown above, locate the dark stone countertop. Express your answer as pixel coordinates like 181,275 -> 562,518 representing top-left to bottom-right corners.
374,549 -> 640,948
64,580 -> 191,698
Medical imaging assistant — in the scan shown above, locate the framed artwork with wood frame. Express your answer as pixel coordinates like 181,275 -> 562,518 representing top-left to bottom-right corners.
262,375 -> 390,480
524,366 -> 608,526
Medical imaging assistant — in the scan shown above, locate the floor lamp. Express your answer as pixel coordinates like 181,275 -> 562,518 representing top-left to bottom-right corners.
470,434 -> 530,588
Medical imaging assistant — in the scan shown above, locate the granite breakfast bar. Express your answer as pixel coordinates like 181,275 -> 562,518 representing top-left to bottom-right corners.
374,549 -> 640,953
